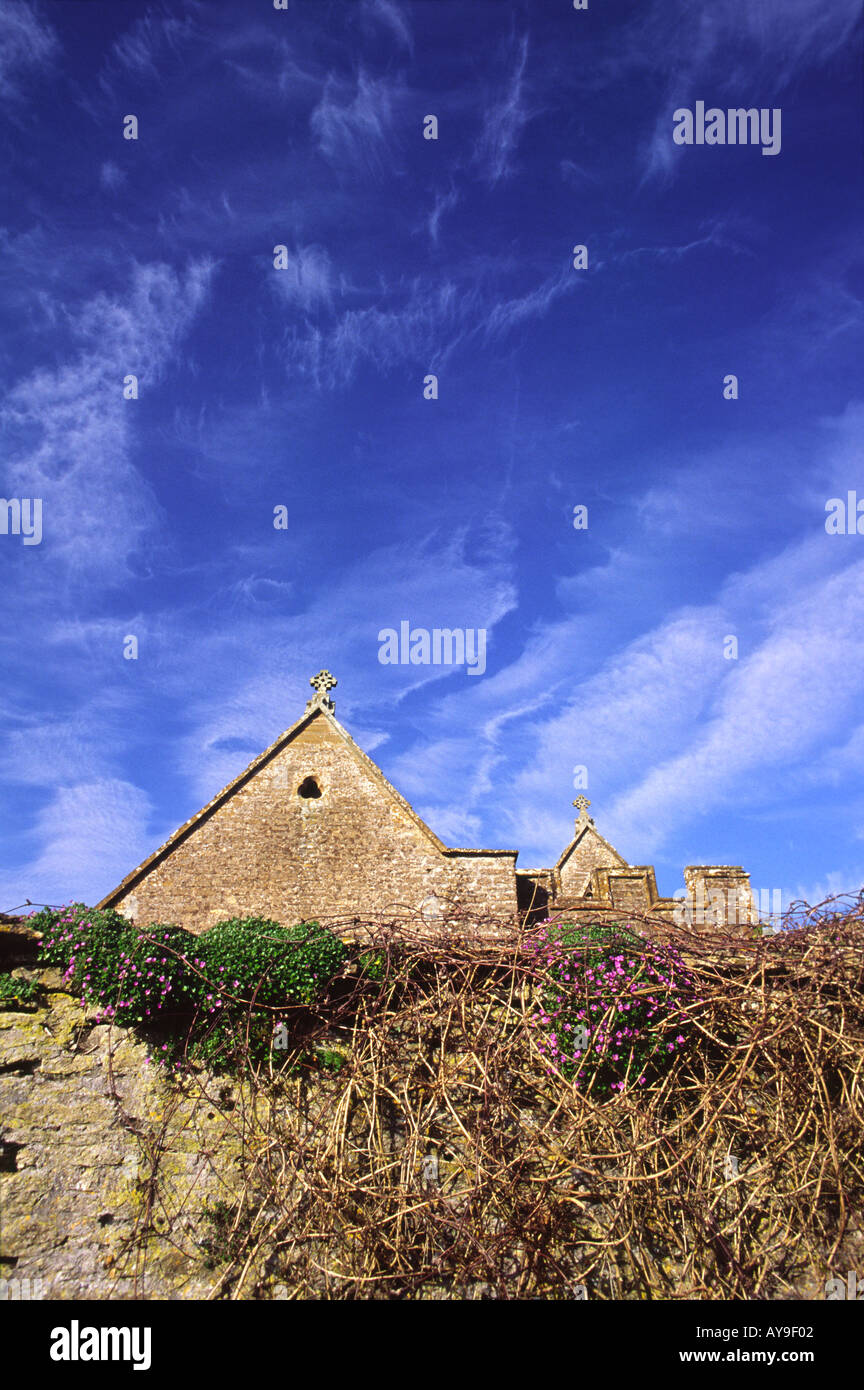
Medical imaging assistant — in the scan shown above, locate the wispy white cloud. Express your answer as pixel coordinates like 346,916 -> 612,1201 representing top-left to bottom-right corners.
789,869 -> 864,908
415,803 -> 485,848
634,445 -> 775,539
602,557 -> 864,856
726,0 -> 862,89
362,0 -> 412,53
0,258 -> 216,589
559,159 -> 599,188
2,697 -> 128,790
483,265 -> 577,340
271,244 -> 335,311
99,161 -> 126,193
617,221 -> 755,265
804,723 -> 864,788
310,69 -> 399,177
763,258 -> 864,370
279,275 -> 480,389
427,187 -> 459,245
474,33 -> 534,185
503,611 -> 726,852
0,779 -> 153,909
0,1 -> 58,102
278,256 -> 580,389
99,7 -> 201,87
634,396 -> 864,543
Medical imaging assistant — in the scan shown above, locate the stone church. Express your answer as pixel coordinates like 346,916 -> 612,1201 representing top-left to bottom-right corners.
99,672 -> 757,934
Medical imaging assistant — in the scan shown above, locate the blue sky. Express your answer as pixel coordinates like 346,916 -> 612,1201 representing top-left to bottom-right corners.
1,0 -> 863,913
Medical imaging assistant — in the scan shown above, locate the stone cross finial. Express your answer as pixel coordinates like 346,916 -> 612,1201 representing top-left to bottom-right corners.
573,794 -> 592,825
306,669 -> 337,713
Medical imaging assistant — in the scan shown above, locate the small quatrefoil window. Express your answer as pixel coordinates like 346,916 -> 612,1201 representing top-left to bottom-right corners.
297,776 -> 322,799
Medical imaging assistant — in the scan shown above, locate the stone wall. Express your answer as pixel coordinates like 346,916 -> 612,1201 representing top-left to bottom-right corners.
442,851 -> 519,923
0,963 -> 229,1298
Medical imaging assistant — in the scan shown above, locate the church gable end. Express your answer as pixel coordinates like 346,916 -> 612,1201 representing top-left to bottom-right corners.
555,813 -> 627,901
99,675 -> 517,932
